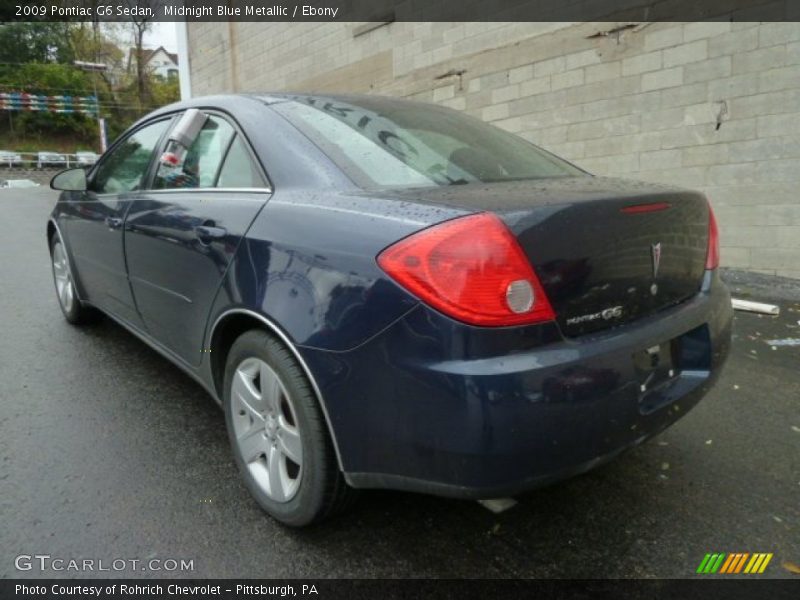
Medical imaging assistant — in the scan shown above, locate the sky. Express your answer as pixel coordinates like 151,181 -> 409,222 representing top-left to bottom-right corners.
144,22 -> 179,53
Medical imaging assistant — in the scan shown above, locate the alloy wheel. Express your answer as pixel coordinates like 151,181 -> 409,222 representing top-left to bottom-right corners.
52,241 -> 75,313
231,357 -> 303,502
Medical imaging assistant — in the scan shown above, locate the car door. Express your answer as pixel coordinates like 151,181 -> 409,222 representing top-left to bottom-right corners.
62,118 -> 171,327
124,112 -> 271,366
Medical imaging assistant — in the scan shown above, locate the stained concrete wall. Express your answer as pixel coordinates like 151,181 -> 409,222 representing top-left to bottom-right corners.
186,21 -> 800,278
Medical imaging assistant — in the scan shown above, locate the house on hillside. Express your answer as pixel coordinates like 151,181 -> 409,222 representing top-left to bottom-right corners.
127,46 -> 179,79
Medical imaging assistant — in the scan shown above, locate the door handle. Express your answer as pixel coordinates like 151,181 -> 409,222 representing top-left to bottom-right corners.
195,224 -> 227,243
105,217 -> 123,229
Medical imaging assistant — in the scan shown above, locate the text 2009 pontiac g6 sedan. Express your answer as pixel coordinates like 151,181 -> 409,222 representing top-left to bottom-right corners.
48,94 -> 732,526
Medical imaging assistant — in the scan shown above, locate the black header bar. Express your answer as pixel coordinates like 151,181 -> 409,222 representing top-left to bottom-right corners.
1,0 -> 797,23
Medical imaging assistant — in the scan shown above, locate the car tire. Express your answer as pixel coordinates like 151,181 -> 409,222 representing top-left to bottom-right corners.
49,234 -> 97,325
223,329 -> 356,526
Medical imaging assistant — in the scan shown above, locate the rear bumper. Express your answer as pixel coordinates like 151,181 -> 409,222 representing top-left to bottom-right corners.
301,270 -> 733,498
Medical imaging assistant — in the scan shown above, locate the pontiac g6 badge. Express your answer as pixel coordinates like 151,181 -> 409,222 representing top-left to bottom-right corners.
565,305 -> 624,326
650,242 -> 662,295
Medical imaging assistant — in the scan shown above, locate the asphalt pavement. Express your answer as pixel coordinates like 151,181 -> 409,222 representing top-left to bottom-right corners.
1,187 -> 798,579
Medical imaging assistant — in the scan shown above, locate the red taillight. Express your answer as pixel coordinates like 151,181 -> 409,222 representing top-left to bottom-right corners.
377,213 -> 555,326
705,202 -> 720,270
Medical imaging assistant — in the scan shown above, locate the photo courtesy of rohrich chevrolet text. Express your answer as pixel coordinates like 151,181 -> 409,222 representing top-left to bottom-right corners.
0,0 -> 798,598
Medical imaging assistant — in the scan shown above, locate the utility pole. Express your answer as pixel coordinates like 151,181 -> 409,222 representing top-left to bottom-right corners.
75,10 -> 106,151
73,60 -> 108,152
93,18 -> 106,153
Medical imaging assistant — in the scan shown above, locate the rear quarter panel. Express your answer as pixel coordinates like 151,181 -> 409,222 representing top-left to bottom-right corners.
207,190 -> 471,352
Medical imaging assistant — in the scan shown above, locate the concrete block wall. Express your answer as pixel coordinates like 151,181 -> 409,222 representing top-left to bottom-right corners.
187,21 -> 800,278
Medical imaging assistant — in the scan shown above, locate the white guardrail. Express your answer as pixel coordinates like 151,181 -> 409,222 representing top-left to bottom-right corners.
0,151 -> 98,169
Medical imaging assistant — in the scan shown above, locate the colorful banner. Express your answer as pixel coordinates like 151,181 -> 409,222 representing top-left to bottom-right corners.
0,93 -> 98,115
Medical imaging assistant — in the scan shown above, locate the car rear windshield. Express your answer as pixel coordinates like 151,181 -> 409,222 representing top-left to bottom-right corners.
271,96 -> 586,189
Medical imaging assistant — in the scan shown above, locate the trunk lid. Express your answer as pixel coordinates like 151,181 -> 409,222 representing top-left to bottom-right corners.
373,176 -> 710,336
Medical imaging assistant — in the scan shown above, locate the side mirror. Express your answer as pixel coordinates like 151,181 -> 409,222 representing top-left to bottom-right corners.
51,168 -> 87,192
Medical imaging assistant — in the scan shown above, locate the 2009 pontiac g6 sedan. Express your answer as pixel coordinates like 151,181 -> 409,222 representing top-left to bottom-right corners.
48,93 -> 732,526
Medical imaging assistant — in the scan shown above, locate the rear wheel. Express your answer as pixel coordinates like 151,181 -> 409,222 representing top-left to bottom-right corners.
223,329 -> 355,526
50,235 -> 96,324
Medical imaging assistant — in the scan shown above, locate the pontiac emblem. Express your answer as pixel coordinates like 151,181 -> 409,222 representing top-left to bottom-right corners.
651,243 -> 662,279
650,242 -> 662,295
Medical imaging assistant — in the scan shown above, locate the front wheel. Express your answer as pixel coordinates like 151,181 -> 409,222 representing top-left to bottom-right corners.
223,329 -> 355,526
50,235 -> 96,324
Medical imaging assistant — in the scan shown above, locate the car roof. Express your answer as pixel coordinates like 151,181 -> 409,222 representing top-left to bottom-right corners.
150,92 -> 433,115
253,91 -> 423,103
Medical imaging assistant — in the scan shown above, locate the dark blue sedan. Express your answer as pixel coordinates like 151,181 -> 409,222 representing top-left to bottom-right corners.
48,94 -> 732,526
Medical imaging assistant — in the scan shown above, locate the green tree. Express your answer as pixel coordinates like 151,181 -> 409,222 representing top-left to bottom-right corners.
0,22 -> 74,64
151,75 -> 180,108
0,63 -> 97,149
0,21 -> 180,152
0,23 -> 94,149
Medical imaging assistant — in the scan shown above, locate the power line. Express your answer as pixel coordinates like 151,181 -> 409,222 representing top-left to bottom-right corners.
0,84 -> 177,109
0,60 -> 132,73
1,101 -> 170,111
0,83 -> 173,98
0,78 -> 178,91
1,104 -> 168,112
0,82 -> 156,92
0,84 -> 97,93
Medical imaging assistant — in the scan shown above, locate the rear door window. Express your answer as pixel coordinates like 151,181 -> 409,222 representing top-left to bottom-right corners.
216,135 -> 266,188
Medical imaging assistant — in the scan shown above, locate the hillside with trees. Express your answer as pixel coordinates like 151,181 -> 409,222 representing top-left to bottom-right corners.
0,21 -> 179,153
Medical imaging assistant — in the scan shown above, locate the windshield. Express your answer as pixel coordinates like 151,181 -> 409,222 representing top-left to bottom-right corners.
271,95 -> 586,189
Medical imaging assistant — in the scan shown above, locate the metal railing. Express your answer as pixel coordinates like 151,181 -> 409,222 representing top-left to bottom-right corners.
0,151 -> 98,169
